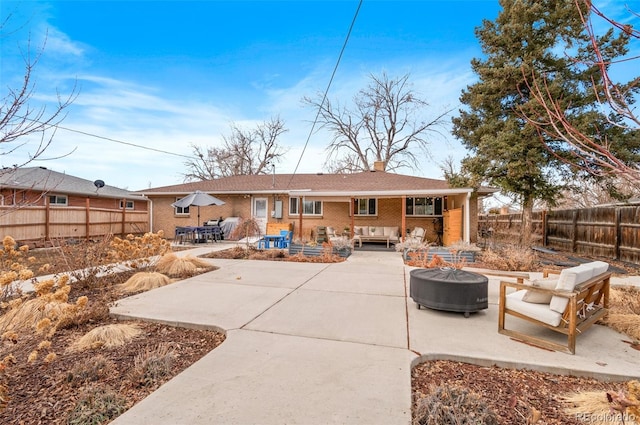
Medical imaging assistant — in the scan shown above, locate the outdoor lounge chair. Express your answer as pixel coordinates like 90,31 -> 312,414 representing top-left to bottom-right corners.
498,261 -> 611,354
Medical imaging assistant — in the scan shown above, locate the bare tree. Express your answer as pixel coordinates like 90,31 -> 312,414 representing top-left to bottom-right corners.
184,117 -> 289,181
523,0 -> 640,187
1,16 -> 78,174
304,72 -> 451,173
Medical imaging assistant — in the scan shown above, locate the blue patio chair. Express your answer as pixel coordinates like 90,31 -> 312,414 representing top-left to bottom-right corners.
278,230 -> 292,248
175,226 -> 189,244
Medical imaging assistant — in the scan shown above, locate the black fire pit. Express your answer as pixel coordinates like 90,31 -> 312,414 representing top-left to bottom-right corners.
410,267 -> 488,317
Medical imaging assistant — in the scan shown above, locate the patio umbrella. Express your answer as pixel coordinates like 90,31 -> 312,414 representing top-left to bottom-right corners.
171,190 -> 225,225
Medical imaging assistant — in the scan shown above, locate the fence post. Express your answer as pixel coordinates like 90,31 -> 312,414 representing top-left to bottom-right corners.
614,207 -> 621,260
572,210 -> 578,253
85,198 -> 91,241
121,199 -> 127,238
542,210 -> 547,247
45,196 -> 51,241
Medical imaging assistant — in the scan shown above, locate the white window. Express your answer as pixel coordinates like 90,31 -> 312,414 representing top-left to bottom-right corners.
175,198 -> 190,215
119,200 -> 134,209
289,198 -> 322,215
49,194 -> 68,206
353,198 -> 377,216
405,197 -> 443,216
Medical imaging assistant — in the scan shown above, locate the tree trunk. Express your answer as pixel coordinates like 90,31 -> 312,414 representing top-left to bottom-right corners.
521,196 -> 534,247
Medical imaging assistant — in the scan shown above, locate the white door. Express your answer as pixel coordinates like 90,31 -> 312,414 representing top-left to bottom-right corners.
252,197 -> 268,234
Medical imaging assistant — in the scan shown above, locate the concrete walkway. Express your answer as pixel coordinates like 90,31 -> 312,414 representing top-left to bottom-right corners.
109,243 -> 639,425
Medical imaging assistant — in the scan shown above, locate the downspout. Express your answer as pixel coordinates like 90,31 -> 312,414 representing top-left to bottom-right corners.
465,191 -> 471,243
149,199 -> 153,233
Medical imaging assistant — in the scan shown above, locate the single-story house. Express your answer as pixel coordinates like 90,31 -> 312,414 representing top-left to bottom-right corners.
0,166 -> 149,243
138,163 -> 498,246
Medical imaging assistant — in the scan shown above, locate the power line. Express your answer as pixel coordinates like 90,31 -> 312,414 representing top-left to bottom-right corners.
51,123 -> 195,159
286,0 -> 363,188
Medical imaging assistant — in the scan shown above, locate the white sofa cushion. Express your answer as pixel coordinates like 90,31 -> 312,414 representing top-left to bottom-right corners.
354,226 -> 368,236
522,277 -> 557,304
383,226 -> 398,237
549,265 -> 593,313
506,290 -> 563,327
370,227 -> 384,236
589,261 -> 610,277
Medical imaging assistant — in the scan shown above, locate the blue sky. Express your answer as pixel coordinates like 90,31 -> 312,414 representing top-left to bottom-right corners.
1,0 -> 638,193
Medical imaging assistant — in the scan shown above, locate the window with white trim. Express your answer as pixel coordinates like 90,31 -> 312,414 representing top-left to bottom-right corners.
405,197 -> 442,216
353,198 -> 377,216
174,198 -> 190,215
119,200 -> 134,209
289,198 -> 322,215
49,194 -> 68,206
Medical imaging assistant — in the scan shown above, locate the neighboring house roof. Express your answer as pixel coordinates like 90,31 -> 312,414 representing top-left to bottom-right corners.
137,171 -> 498,198
0,167 -> 147,200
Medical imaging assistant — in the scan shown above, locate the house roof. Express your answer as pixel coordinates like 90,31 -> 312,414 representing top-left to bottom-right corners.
0,167 -> 147,200
137,171 -> 498,198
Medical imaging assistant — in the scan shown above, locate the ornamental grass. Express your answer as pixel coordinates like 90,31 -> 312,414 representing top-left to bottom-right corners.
69,323 -> 142,351
155,253 -> 213,277
119,272 -> 171,294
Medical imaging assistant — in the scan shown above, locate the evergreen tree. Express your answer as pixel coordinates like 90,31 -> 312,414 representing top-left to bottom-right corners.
452,0 -> 631,244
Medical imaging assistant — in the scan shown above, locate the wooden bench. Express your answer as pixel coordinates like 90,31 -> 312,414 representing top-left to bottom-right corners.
498,261 -> 610,354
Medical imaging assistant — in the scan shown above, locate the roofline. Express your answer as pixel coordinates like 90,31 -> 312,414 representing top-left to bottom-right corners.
140,188 -> 498,197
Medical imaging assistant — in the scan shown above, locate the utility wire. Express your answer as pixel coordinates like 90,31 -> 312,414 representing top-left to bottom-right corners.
17,116 -> 195,159
286,0 -> 363,188
50,123 -> 195,159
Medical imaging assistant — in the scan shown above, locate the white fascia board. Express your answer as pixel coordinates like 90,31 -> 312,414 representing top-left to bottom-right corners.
287,189 -> 474,198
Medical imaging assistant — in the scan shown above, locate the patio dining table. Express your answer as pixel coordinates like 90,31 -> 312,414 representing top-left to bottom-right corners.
259,234 -> 286,249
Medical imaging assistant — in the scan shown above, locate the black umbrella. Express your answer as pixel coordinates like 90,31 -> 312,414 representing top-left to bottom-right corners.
171,190 -> 225,225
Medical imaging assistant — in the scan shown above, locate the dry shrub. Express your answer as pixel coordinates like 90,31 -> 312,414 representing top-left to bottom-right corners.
562,380 -> 640,425
109,231 -> 171,269
0,275 -> 86,337
155,253 -> 213,277
66,355 -> 116,387
129,343 -> 177,387
66,384 -> 128,425
119,272 -> 171,293
0,235 -> 35,303
413,384 -> 499,425
478,245 -> 539,271
69,323 -> 142,352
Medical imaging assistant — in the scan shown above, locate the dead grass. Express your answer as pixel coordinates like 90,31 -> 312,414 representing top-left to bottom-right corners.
562,380 -> 640,425
155,253 -> 214,277
69,323 -> 142,352
478,245 -> 539,271
119,272 -> 171,294
602,287 -> 640,341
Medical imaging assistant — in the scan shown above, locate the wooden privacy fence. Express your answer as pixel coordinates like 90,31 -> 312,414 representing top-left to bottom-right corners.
0,205 -> 149,245
478,205 -> 640,264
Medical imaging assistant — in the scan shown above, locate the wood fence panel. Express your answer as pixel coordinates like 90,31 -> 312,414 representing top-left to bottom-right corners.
0,206 -> 149,244
480,205 -> 640,264
619,206 -> 640,263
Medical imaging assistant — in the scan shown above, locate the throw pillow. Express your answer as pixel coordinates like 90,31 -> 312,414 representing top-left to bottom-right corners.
354,226 -> 363,235
522,277 -> 557,304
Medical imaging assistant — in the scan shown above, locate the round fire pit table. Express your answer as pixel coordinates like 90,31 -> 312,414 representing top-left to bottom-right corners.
410,267 -> 488,317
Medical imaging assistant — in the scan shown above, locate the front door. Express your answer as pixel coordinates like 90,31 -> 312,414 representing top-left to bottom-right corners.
443,208 -> 463,246
252,197 -> 268,234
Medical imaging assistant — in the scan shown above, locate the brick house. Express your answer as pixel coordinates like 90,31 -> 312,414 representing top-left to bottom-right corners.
138,166 -> 497,246
0,166 -> 149,243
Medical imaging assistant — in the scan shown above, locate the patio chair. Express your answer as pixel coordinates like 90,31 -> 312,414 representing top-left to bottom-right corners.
278,230 -> 292,248
406,226 -> 425,244
175,226 -> 190,244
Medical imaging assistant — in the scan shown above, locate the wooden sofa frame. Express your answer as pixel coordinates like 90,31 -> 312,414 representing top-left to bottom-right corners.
498,269 -> 611,354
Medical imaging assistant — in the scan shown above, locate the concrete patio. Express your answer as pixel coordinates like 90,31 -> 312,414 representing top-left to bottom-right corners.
108,243 -> 639,424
